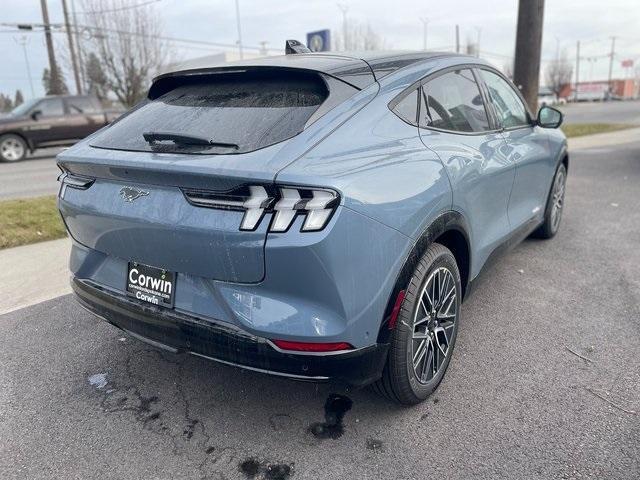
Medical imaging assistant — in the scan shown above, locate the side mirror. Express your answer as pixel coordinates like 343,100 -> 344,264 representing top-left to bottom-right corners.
537,105 -> 563,129
31,110 -> 42,121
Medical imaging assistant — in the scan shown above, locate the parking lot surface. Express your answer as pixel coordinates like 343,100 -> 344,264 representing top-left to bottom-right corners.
1,141 -> 639,479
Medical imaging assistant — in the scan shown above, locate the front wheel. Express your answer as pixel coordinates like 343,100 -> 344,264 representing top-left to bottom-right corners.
533,163 -> 567,239
0,134 -> 27,162
372,243 -> 461,405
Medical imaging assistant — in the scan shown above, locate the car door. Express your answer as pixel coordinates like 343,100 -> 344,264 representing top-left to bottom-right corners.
477,68 -> 555,230
417,67 -> 515,277
64,96 -> 105,139
26,97 -> 68,147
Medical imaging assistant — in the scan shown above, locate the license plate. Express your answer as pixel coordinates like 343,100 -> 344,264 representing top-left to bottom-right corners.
126,262 -> 175,307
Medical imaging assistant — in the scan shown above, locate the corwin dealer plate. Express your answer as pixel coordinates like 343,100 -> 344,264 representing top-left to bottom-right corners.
127,262 -> 175,307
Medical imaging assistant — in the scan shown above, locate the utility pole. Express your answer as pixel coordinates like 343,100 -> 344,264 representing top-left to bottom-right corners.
40,0 -> 60,85
420,17 -> 429,50
575,40 -> 580,101
455,24 -> 460,53
61,0 -> 81,94
607,36 -> 616,98
14,36 -> 35,97
234,0 -> 243,60
71,0 -> 85,91
337,4 -> 348,51
513,0 -> 545,112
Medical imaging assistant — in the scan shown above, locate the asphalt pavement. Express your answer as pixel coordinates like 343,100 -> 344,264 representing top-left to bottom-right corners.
0,148 -> 62,200
558,99 -> 640,125
1,140 -> 639,479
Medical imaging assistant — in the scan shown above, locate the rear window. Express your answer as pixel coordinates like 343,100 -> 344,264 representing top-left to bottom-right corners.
90,70 -> 328,155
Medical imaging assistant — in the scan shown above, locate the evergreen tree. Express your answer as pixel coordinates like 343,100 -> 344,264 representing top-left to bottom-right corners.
14,89 -> 24,107
42,65 -> 69,95
85,53 -> 108,100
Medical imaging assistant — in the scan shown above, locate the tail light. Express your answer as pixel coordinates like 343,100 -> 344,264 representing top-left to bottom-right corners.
183,185 -> 339,233
57,165 -> 95,198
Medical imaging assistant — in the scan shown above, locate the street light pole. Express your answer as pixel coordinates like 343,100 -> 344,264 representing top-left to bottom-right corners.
234,0 -> 243,60
14,36 -> 35,97
420,17 -> 429,51
337,4 -> 348,51
475,27 -> 482,57
607,36 -> 616,97
574,40 -> 580,101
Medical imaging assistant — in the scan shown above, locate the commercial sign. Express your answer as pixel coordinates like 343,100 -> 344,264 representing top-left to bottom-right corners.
307,29 -> 331,52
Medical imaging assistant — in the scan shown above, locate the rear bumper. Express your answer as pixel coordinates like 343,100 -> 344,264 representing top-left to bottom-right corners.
72,278 -> 388,386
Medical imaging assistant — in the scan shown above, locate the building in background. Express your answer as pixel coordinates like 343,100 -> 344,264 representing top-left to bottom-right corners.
560,79 -> 639,101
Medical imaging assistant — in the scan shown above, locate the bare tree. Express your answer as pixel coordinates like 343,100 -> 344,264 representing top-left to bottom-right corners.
333,21 -> 386,51
80,0 -> 171,107
545,50 -> 573,99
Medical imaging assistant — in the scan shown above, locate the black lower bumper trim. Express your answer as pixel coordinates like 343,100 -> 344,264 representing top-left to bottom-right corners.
72,278 -> 388,386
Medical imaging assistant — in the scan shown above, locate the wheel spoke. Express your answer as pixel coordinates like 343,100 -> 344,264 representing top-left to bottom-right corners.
421,337 -> 434,381
413,339 -> 427,367
411,266 -> 459,385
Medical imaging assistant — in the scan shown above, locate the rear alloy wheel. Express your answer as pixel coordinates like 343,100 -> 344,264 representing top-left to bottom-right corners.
373,242 -> 461,405
0,134 -> 27,162
533,163 -> 567,239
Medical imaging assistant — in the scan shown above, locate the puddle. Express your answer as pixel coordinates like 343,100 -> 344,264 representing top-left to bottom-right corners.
239,457 -> 293,479
308,393 -> 353,440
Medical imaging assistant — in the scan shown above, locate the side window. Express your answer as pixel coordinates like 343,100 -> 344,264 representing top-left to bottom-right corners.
392,88 -> 419,126
68,97 -> 99,114
419,69 -> 490,133
480,70 -> 529,128
36,98 -> 65,117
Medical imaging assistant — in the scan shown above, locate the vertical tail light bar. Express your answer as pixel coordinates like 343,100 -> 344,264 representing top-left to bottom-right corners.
183,185 -> 339,233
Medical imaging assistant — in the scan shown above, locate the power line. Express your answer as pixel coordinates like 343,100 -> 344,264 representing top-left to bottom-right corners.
0,21 -> 273,52
76,0 -> 161,15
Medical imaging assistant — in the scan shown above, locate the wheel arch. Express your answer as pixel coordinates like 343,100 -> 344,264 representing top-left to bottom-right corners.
0,131 -> 33,152
377,210 -> 472,343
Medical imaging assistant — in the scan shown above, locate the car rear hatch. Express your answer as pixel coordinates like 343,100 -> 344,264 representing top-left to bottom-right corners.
58,67 -> 359,283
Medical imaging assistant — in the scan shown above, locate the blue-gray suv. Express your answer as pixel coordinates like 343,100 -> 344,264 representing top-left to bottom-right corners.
58,50 -> 567,404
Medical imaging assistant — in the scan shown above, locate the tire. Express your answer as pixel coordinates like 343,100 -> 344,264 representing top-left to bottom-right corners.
0,134 -> 27,162
373,242 -> 462,405
533,163 -> 567,239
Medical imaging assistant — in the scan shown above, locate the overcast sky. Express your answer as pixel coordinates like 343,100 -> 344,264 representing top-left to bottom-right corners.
1,0 -> 639,99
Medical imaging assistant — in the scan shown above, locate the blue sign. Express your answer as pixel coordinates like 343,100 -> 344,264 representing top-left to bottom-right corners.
307,30 -> 331,52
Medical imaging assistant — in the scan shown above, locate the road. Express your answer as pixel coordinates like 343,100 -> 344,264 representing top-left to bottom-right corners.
1,141 -> 639,479
558,99 -> 640,125
0,148 -> 62,200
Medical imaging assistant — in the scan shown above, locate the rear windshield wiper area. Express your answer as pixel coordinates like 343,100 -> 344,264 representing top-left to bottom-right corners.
143,131 -> 239,152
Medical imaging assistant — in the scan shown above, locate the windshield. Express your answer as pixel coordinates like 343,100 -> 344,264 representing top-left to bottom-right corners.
90,70 -> 328,155
10,98 -> 40,117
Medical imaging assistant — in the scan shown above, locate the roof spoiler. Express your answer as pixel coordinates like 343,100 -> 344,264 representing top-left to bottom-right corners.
285,39 -> 311,55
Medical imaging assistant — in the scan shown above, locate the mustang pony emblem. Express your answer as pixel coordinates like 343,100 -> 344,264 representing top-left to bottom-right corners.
119,186 -> 149,203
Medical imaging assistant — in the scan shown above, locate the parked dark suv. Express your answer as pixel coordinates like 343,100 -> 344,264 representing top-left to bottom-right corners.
0,94 -> 121,162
